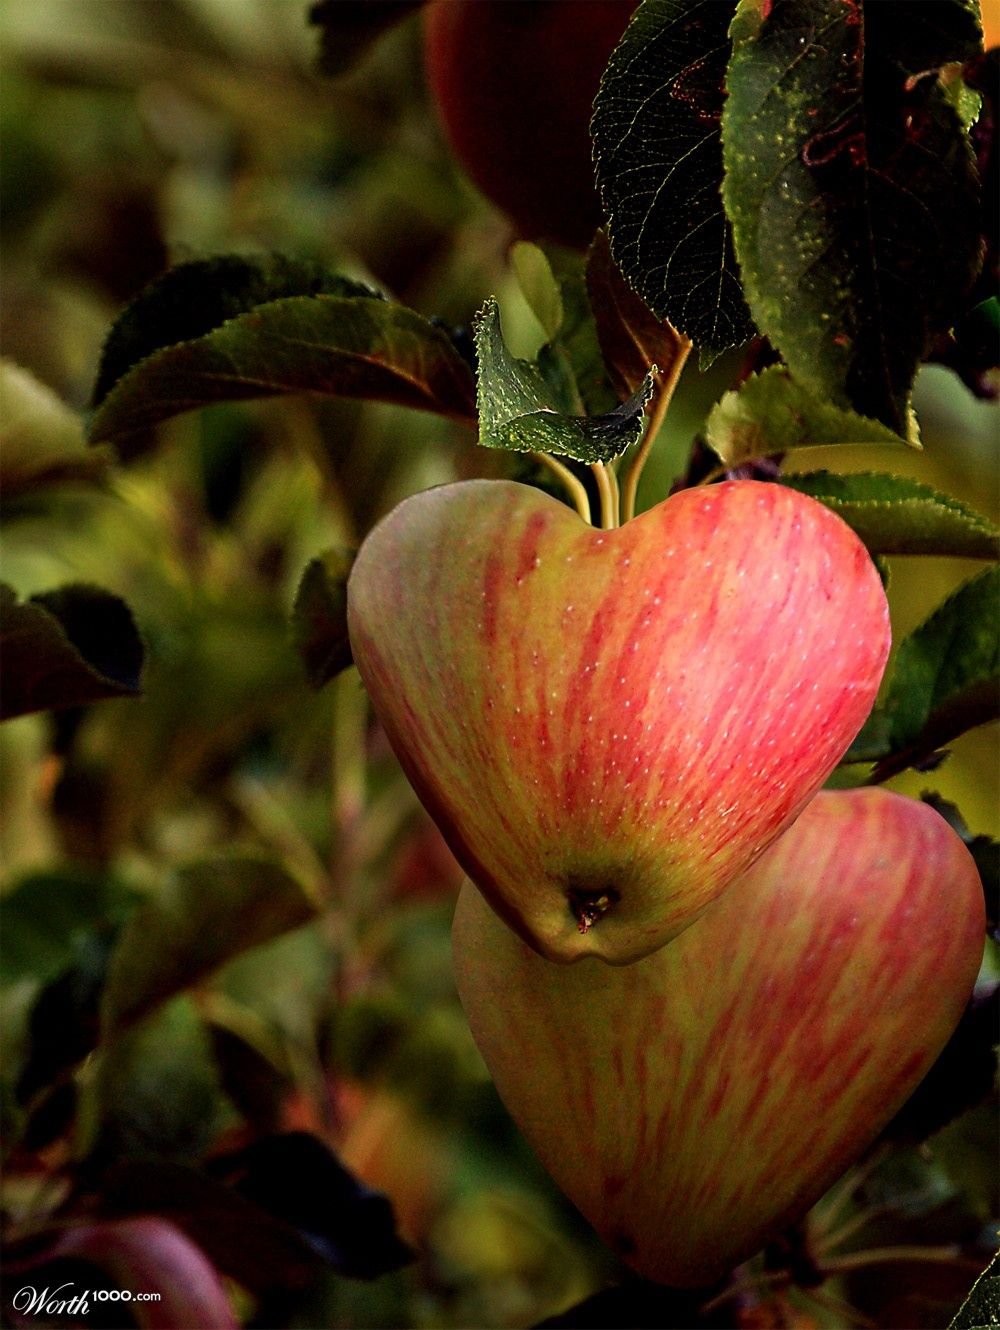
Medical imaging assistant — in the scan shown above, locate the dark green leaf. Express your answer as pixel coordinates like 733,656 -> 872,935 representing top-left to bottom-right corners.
722,0 -> 983,436
592,0 -> 753,353
948,1248 -> 1000,1329
88,996 -> 232,1163
705,365 -> 908,465
848,567 -> 999,772
474,299 -> 652,464
0,869 -> 135,989
585,229 -> 691,398
101,856 -> 318,1037
212,1133 -> 414,1279
89,255 -> 476,446
0,582 -> 144,721
309,0 -> 425,77
780,472 -> 1000,558
882,983 -> 998,1145
292,549 -> 355,689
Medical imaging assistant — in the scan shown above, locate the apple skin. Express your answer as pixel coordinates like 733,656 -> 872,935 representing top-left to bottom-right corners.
452,788 -> 986,1288
424,0 -> 636,249
347,478 -> 890,965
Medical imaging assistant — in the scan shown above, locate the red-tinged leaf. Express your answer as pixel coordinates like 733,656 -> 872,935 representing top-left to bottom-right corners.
0,583 -> 143,721
723,0 -> 984,435
585,230 -> 690,398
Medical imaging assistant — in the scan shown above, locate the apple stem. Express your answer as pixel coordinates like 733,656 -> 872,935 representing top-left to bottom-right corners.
821,1244 -> 969,1275
620,336 -> 692,523
533,451 -> 592,523
591,461 -> 619,529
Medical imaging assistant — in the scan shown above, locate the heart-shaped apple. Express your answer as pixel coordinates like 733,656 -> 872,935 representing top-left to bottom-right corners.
452,788 -> 985,1287
348,479 -> 889,964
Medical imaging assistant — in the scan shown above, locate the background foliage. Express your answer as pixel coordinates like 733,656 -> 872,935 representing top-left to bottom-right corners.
0,1 -> 997,1327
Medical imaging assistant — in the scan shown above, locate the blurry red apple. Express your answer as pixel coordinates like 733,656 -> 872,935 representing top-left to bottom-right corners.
424,0 -> 636,248
347,479 -> 890,964
452,788 -> 986,1287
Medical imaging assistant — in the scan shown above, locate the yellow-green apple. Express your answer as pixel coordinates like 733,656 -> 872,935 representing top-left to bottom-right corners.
452,788 -> 986,1287
348,478 -> 890,965
424,0 -> 636,248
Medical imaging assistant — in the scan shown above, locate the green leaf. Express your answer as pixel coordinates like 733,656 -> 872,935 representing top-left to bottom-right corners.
540,247 -> 619,418
592,0 -> 753,353
849,566 -> 999,772
0,583 -> 144,721
309,0 -> 425,76
511,243 -> 565,343
585,229 -> 691,398
705,366 -> 909,465
89,255 -> 476,446
101,856 -> 318,1038
0,360 -> 109,510
948,1248 -> 1000,1329
722,0 -> 984,436
780,472 -> 1000,559
87,996 -> 231,1163
473,299 -> 652,464
292,549 -> 355,689
0,869 -> 135,989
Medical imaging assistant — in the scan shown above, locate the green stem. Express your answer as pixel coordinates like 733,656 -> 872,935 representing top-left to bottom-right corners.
591,461 -> 618,529
620,337 -> 692,521
533,451 -> 591,523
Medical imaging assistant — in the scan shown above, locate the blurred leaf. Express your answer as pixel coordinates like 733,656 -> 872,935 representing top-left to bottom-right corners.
722,0 -> 983,435
882,983 -> 998,1146
922,794 -> 999,939
541,247 -> 619,417
101,857 -> 317,1037
585,230 -> 690,399
89,255 -> 476,447
780,472 -> 1000,559
0,869 -> 134,989
0,583 -> 144,721
849,567 -> 1000,773
705,366 -> 910,466
309,0 -> 426,76
512,243 -> 564,343
88,996 -> 231,1163
0,360 -> 109,510
217,925 -> 334,1050
97,1160 -> 323,1295
949,1248 -> 1000,1329
474,299 -> 652,463
536,1279 -> 727,1329
292,549 -> 354,689
211,1132 -> 414,1278
9,1216 -> 239,1329
592,0 -> 753,354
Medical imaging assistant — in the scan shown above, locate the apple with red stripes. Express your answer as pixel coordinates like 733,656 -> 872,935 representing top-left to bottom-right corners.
452,788 -> 985,1286
347,478 -> 890,964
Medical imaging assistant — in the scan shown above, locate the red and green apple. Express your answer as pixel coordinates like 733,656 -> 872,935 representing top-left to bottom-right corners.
452,787 -> 986,1287
424,0 -> 636,248
347,478 -> 890,965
